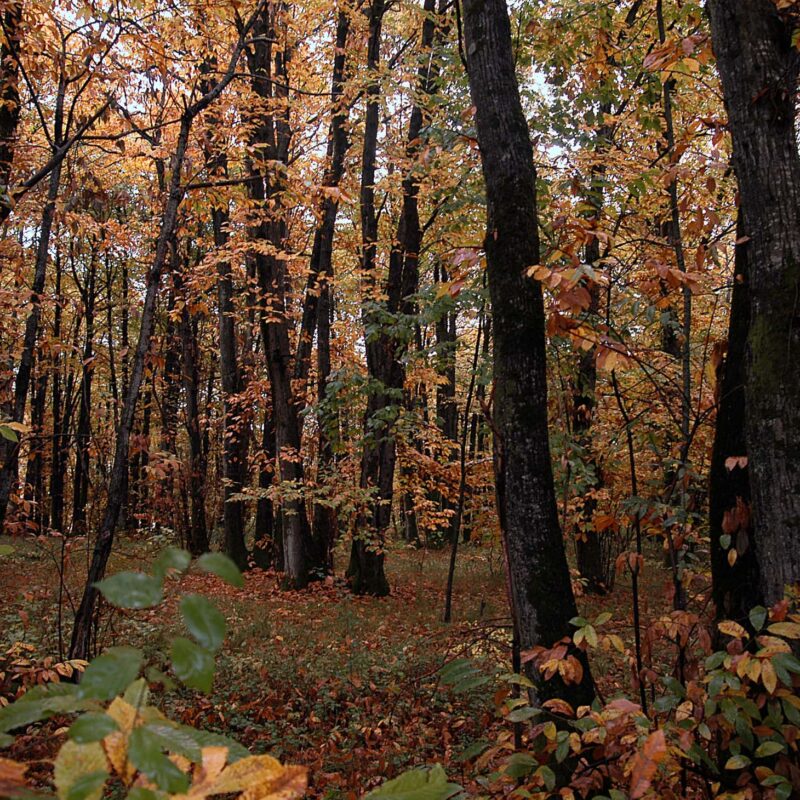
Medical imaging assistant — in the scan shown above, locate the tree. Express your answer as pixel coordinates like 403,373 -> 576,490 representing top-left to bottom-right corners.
69,4 -> 264,658
707,0 -> 800,606
461,0 -> 594,705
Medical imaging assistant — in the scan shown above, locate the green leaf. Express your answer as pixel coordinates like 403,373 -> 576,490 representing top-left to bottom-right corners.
364,765 -> 461,800
152,548 -> 191,581
749,606 -> 768,632
0,689 -> 90,734
537,765 -> 556,791
123,678 -> 150,709
0,543 -> 15,557
754,741 -> 785,758
456,740 -> 489,762
164,725 -> 249,762
68,713 -> 118,744
503,753 -> 537,778
171,638 -> 214,692
128,727 -> 189,794
507,707 -> 541,722
724,754 -> 751,770
94,572 -> 163,609
142,722 -> 203,763
126,790 -> 160,800
180,595 -> 226,652
78,647 -> 143,701
54,741 -> 107,800
65,771 -> 107,800
0,731 -> 13,747
0,425 -> 18,442
196,553 -> 243,587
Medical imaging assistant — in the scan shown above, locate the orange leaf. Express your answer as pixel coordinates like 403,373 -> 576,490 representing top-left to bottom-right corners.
629,729 -> 667,799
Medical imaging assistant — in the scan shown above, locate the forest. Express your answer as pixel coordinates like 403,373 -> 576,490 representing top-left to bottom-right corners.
0,0 -> 799,797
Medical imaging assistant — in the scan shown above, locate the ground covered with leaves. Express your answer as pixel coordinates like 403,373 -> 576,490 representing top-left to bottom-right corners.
0,534 -> 689,797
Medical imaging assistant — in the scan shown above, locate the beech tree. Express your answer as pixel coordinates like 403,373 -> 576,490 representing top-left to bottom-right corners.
461,0 -> 594,705
707,0 -> 800,606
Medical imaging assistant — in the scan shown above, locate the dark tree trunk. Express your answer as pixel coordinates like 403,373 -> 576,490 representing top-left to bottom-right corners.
0,0 -> 22,221
178,272 -> 209,555
708,0 -> 800,606
347,0 -> 390,597
462,0 -> 595,706
709,217 -> 758,625
573,136 -> 609,595
349,0 -> 444,592
0,156 -> 63,526
434,263 -> 458,543
297,7 -> 351,568
244,3 -> 320,584
201,94 -> 251,567
69,115 -> 194,659
23,367 -> 47,530
71,250 -> 97,535
254,411 -> 276,570
50,249 -> 65,533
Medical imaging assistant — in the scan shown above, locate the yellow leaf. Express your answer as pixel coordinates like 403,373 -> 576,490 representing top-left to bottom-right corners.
211,754 -> 286,794
54,741 -> 107,800
761,660 -> 778,694
718,620 -> 747,639
727,548 -> 738,567
768,622 -> 800,639
240,765 -> 307,800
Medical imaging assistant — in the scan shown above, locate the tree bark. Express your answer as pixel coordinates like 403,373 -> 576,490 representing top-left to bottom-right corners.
708,0 -> 800,606
709,216 -> 758,625
347,0 -> 390,596
462,0 -> 595,706
0,0 -> 22,220
244,3 -> 321,584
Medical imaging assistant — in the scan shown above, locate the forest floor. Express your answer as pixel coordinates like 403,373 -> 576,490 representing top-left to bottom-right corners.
0,533 -> 693,797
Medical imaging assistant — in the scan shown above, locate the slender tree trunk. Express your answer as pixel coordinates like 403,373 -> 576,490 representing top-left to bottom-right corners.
178,270 -> 209,555
347,0 -> 390,596
254,410 -> 276,569
295,5 -> 351,568
462,0 -> 595,706
201,101 -> 251,566
23,367 -> 47,530
244,3 -> 320,583
69,114 -> 194,659
71,251 -> 97,535
0,156 -> 63,526
708,0 -> 800,605
50,248 -> 65,532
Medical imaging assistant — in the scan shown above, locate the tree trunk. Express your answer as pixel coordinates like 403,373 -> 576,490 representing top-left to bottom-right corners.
201,100 -> 251,567
0,0 -> 22,221
0,156 -> 63,526
708,0 -> 800,606
347,0 -> 390,596
244,3 -> 320,584
178,269 -> 209,555
71,250 -> 97,535
709,216 -> 758,625
462,0 -> 595,706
